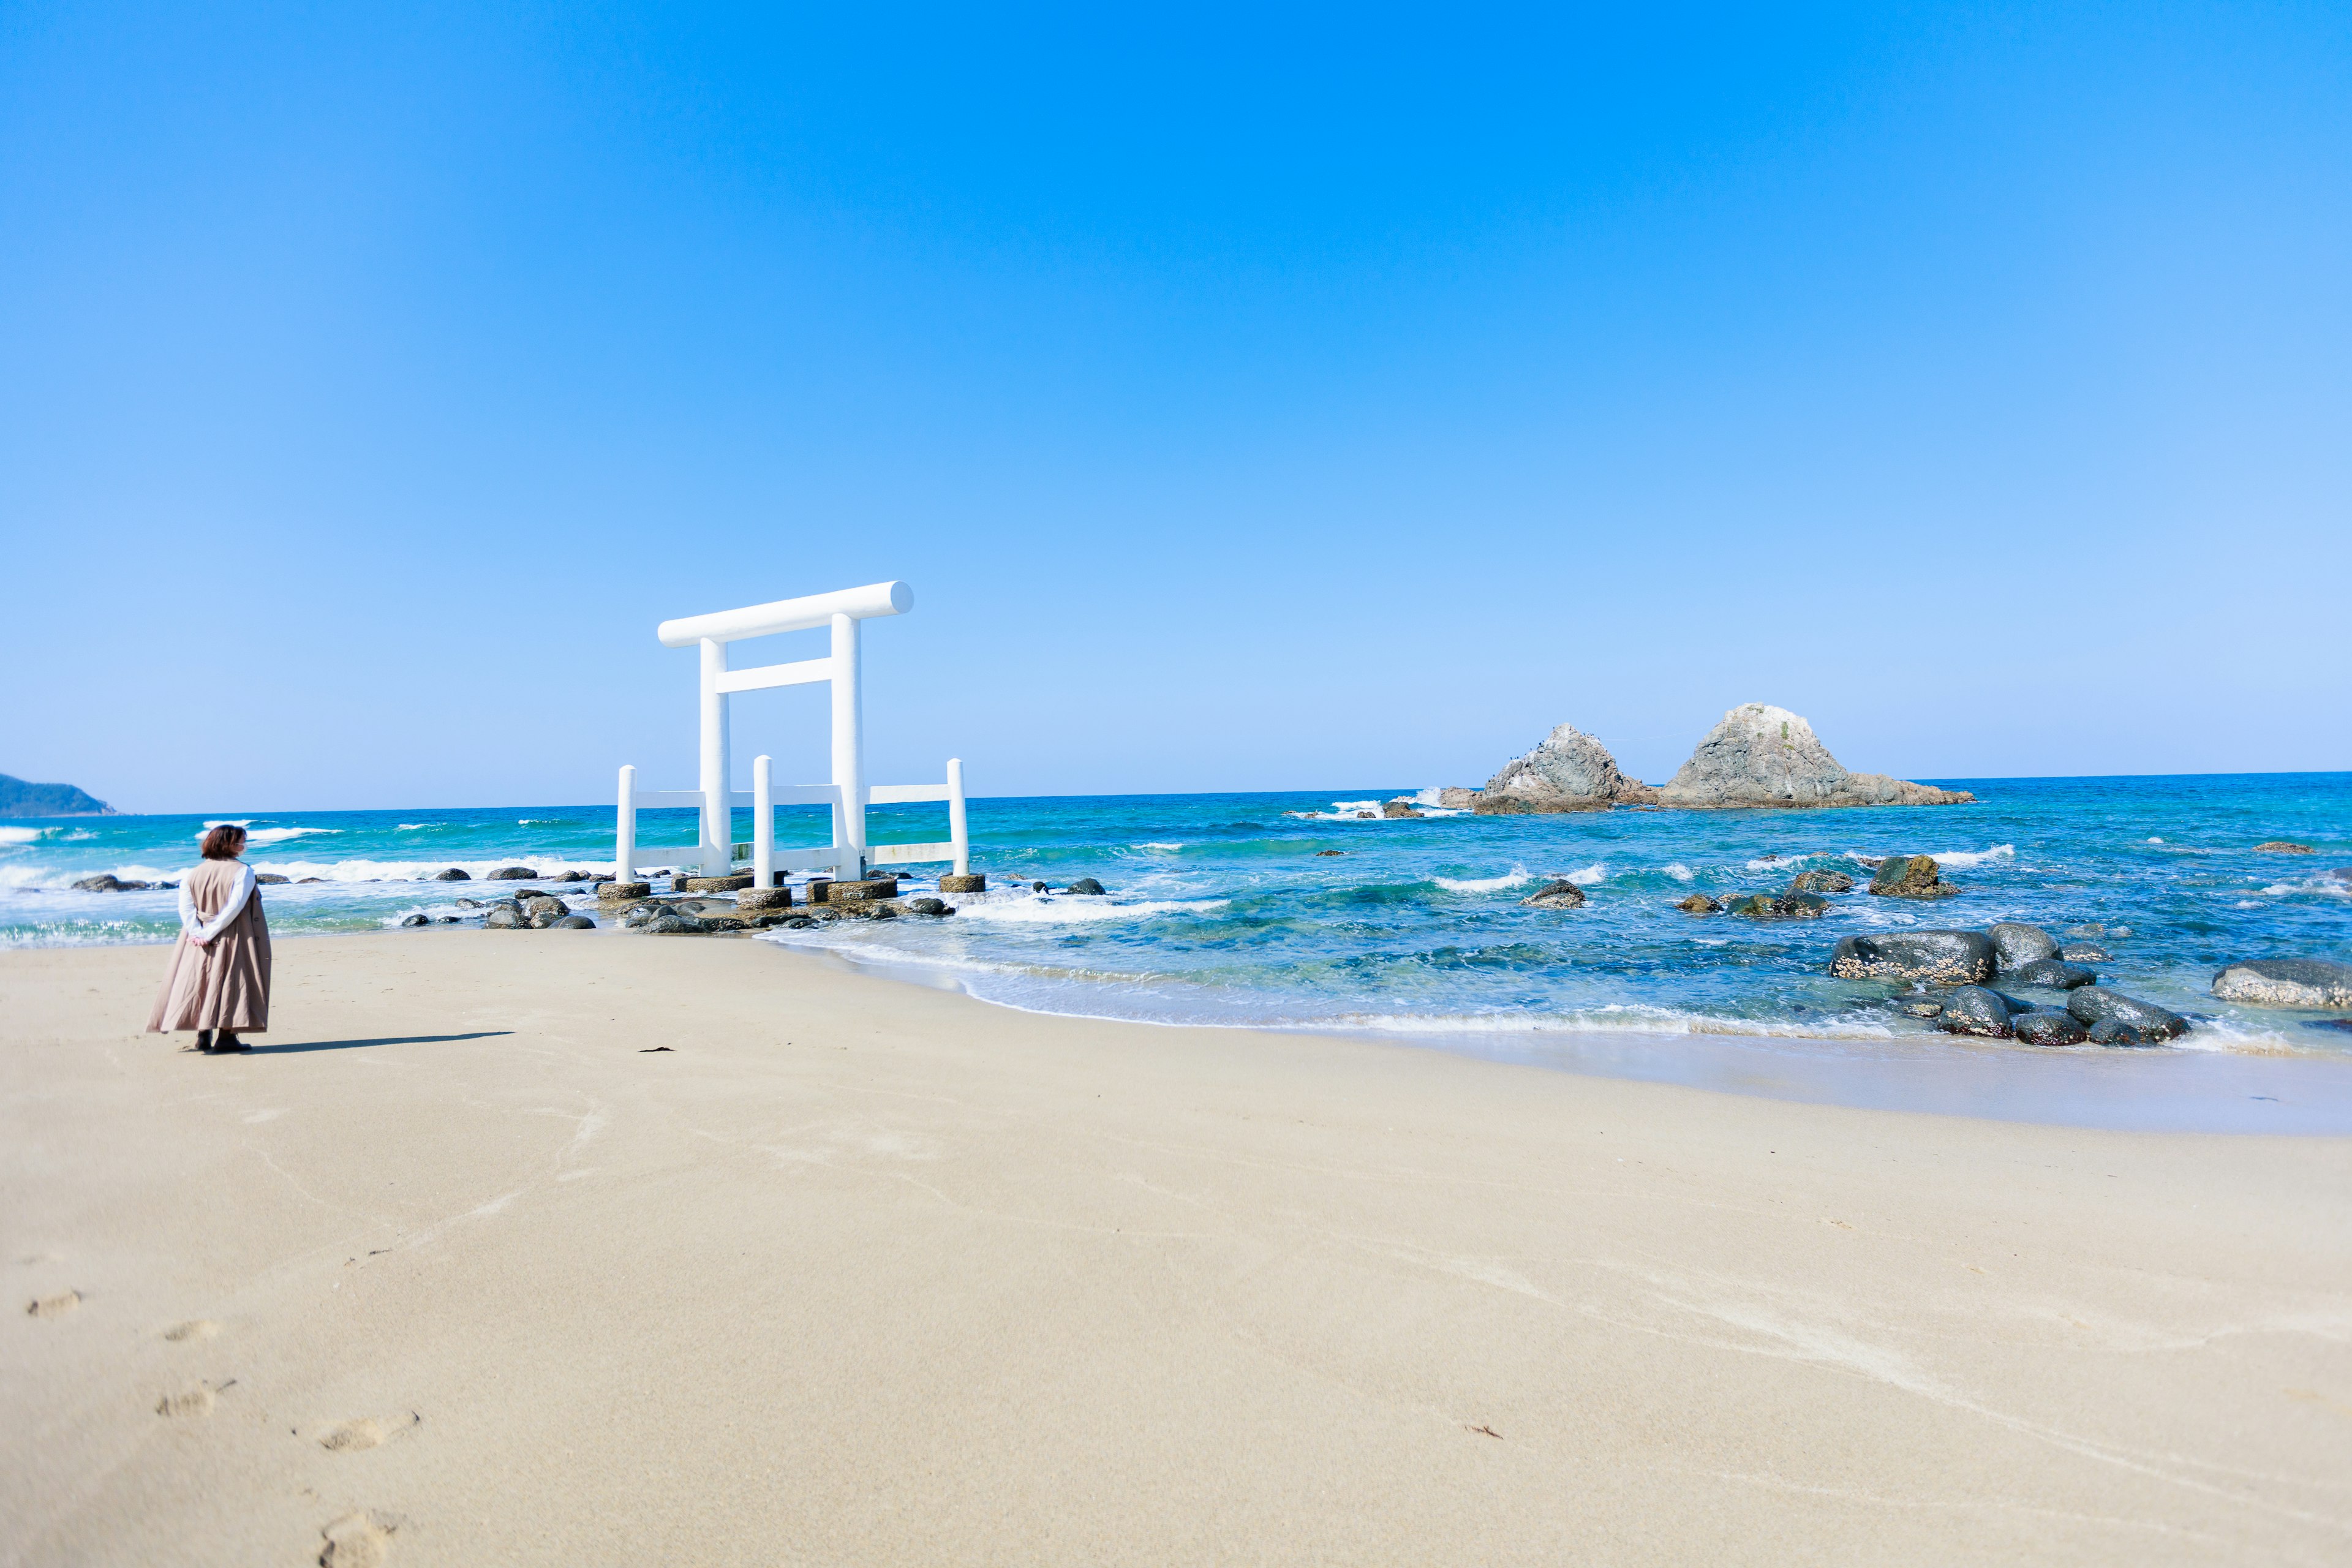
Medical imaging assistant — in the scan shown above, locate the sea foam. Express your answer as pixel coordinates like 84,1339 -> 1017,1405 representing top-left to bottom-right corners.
1928,844 -> 2015,867
1434,867 -> 1531,894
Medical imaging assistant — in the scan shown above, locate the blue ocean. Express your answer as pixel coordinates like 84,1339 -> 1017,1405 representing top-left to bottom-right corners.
9,774 -> 2349,1115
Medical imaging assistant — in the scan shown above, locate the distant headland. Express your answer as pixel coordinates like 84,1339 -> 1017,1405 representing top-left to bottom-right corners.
0,774 -> 115,818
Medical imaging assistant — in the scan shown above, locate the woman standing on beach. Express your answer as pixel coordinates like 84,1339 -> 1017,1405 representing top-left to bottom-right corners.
147,823 -> 272,1053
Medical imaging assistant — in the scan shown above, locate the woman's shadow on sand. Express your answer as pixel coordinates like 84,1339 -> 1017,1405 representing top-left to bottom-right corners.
249,1032 -> 513,1055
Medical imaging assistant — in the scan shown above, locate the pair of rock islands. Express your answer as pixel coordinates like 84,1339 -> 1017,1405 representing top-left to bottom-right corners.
1439,704 -> 1973,815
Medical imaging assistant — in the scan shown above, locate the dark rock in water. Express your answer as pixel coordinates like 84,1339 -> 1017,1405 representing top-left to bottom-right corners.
296,876 -> 325,884
1788,869 -> 1853,894
868,904 -> 898,920
2304,1019 -> 2352,1035
905,897 -> 948,916
2211,958 -> 2352,1009
437,916 -> 460,924
1474,723 -> 1656,812
433,867 -> 470,880
1940,986 -> 2013,1037
489,866 -> 535,880
2067,987 -> 2188,1042
1852,855 -> 1885,869
1901,1000 -> 1945,1019
550,870 -> 587,882
521,895 -> 567,919
1830,930 -> 1997,985
454,897 -> 482,908
1521,879 -> 1589,910
2007,958 -> 2096,990
1068,878 -> 1107,895
2059,944 -> 2109,963
399,913 -> 430,927
779,916 -> 817,929
1381,797 -> 1423,819
1316,850 -> 1346,857
254,873 -> 290,885
70,874 -> 135,892
2252,840 -> 2314,854
1355,810 -> 1376,820
1730,893 -> 1826,919
549,914 -> 595,929
646,913 -> 714,934
2330,868 -> 2352,884
2088,1019 -> 2149,1047
1031,881 -> 1048,892
1988,922 -> 2060,972
1675,893 -> 1721,914
1656,704 -> 1973,809
2011,1009 -> 2090,1046
1868,856 -> 1955,899
483,905 -> 525,929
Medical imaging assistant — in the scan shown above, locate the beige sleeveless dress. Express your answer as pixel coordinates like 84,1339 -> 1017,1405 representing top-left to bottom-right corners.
147,859 -> 273,1033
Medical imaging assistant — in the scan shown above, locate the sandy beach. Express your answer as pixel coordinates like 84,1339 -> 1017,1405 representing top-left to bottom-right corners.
5,932 -> 2349,1565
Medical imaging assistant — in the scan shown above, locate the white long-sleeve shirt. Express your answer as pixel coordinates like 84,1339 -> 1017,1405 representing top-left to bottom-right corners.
177,864 -> 257,943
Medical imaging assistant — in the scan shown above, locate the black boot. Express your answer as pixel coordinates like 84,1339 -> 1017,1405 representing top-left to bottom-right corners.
216,1032 -> 249,1053
195,1030 -> 214,1052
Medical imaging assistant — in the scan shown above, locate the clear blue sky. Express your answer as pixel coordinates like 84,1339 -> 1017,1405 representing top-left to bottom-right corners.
4,2 -> 2347,812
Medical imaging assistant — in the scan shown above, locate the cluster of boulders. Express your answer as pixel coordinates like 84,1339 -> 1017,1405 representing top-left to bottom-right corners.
1662,850 -> 1955,920
1828,922 -> 2189,1046
586,871 -> 1038,936
1447,705 -> 1975,815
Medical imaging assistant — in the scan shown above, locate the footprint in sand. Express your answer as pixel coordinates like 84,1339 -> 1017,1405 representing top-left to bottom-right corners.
156,1383 -> 216,1418
318,1509 -> 398,1566
27,1290 -> 81,1319
164,1319 -> 221,1342
312,1412 -> 420,1452
320,1419 -> 385,1452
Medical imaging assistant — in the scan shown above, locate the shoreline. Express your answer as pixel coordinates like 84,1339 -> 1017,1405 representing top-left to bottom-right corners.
7,932 -> 2348,1563
788,934 -> 2352,1134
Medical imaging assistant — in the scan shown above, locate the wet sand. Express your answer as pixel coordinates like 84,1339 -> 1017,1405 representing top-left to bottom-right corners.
5,933 -> 2349,1564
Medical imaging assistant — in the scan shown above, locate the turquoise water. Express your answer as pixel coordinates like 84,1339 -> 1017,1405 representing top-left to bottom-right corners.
7,775 -> 2348,1068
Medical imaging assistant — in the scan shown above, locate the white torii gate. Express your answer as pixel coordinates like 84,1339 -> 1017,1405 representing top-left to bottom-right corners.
613,580 -> 968,884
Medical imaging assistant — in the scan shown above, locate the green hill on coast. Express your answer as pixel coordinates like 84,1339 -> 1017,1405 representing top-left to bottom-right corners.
0,775 -> 114,817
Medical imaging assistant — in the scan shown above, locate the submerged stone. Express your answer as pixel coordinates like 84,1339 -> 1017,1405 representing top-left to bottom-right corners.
1868,856 -> 1956,899
1521,879 -> 1588,910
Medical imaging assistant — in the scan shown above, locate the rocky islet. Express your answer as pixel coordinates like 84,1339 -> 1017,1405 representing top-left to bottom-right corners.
1449,704 -> 1974,815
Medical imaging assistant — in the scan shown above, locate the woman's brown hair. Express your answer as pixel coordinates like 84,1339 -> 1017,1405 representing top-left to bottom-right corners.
199,824 -> 248,860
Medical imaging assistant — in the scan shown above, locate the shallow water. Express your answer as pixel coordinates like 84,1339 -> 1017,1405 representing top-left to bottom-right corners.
8,775 -> 2350,1114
